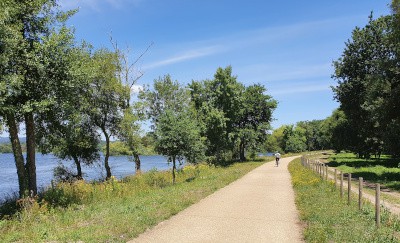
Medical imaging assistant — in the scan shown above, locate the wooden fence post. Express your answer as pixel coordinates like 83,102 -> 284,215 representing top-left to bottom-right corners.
320,162 -> 323,178
348,173 -> 352,205
321,163 -> 324,178
376,183 -> 380,228
359,177 -> 363,210
334,169 -> 337,188
340,172 -> 344,198
325,165 -> 328,181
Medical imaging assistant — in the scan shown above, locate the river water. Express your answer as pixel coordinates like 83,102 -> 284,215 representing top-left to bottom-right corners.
0,153 -> 179,201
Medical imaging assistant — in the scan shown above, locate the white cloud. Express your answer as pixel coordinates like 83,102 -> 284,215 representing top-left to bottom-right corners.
143,45 -> 223,70
239,63 -> 333,83
130,84 -> 143,94
141,16 -> 355,73
59,0 -> 142,12
197,16 -> 359,53
271,83 -> 332,96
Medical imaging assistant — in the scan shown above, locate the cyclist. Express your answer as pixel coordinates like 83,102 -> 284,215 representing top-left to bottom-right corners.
274,151 -> 281,166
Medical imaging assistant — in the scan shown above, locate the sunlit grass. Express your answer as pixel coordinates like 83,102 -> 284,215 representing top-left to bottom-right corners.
290,158 -> 400,242
0,159 -> 268,242
327,153 -> 400,191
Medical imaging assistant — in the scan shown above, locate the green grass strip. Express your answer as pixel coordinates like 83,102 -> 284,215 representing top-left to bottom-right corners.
289,158 -> 400,243
0,160 -> 266,242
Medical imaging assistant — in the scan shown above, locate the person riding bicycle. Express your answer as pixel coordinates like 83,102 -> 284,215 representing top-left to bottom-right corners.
274,151 -> 281,166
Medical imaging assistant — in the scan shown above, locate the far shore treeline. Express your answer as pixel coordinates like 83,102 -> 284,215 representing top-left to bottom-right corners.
0,1 -> 277,198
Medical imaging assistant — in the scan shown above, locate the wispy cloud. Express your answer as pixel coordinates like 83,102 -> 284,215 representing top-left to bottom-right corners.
59,0 -> 142,12
205,16 -> 361,52
142,16 -> 356,72
239,63 -> 333,83
143,45 -> 223,70
131,84 -> 143,94
271,83 -> 333,96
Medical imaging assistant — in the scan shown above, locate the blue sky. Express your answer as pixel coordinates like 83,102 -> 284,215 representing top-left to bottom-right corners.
59,0 -> 391,130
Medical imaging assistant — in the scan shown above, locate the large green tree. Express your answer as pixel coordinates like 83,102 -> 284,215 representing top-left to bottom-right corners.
190,67 -> 276,162
0,0 -> 80,196
89,49 -> 127,179
154,109 -> 204,183
333,13 -> 400,157
236,84 -> 276,161
140,75 -> 204,183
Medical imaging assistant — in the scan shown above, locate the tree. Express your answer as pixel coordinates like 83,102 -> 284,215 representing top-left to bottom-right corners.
189,81 -> 230,161
140,75 -> 204,183
154,109 -> 204,183
118,107 -> 143,172
0,0 -> 79,196
89,48 -> 127,179
332,13 -> 400,157
38,111 -> 100,179
110,37 -> 152,173
190,67 -> 277,162
139,75 -> 189,128
281,125 -> 307,153
235,84 -> 277,161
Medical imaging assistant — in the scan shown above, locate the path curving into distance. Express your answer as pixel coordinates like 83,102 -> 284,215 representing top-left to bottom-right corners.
129,156 -> 304,243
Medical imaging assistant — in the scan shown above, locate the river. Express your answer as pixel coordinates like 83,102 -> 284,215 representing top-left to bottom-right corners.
0,153 -> 180,201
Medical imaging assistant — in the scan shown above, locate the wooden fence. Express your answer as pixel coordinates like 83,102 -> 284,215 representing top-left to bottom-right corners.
300,156 -> 382,227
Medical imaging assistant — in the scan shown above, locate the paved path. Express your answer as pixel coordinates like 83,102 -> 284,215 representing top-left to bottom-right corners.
129,156 -> 304,243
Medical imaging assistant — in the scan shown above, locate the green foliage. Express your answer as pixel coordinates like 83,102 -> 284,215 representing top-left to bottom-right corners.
189,66 -> 276,162
0,143 -> 12,153
0,0 -> 83,195
139,75 -> 189,128
333,12 -> 400,157
140,75 -> 205,182
105,141 -> 131,156
88,48 -> 128,178
154,109 -> 205,164
328,152 -> 400,190
289,158 -> 400,242
102,140 -> 156,157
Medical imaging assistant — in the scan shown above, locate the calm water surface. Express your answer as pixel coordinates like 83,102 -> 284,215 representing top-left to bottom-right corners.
0,153 -> 180,201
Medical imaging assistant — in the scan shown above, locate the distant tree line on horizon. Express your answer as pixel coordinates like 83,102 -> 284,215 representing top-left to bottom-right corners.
0,1 -> 277,198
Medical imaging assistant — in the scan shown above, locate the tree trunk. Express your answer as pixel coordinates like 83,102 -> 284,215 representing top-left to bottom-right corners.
6,113 -> 28,198
172,155 -> 176,184
25,112 -> 37,195
239,138 -> 246,161
134,152 -> 141,173
102,128 -> 112,179
73,155 -> 83,179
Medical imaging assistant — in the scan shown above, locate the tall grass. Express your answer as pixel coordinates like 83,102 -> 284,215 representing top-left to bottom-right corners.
290,158 -> 400,242
0,160 -> 266,242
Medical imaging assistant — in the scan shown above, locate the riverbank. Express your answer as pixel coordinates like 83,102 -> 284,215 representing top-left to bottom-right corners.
0,154 -> 177,201
0,158 -> 269,242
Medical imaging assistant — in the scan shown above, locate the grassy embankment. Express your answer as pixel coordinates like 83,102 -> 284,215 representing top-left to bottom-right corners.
289,158 -> 400,242
0,157 -> 271,242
